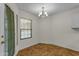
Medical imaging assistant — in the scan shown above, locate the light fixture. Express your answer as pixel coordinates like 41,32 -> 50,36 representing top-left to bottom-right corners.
38,6 -> 48,17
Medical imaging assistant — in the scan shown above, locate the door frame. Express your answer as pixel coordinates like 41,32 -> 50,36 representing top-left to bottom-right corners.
4,4 -> 15,56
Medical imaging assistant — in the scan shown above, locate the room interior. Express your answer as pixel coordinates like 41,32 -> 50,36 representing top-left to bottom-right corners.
0,3 -> 79,56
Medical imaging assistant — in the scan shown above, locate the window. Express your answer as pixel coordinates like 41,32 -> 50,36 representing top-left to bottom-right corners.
20,18 -> 32,39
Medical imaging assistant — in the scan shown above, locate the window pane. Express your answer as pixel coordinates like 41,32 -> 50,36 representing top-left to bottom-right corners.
21,30 -> 28,38
21,34 -> 28,39
27,23 -> 31,29
20,19 -> 28,29
20,18 -> 32,39
26,20 -> 31,23
27,34 -> 31,37
27,30 -> 31,34
21,30 -> 31,39
20,18 -> 31,29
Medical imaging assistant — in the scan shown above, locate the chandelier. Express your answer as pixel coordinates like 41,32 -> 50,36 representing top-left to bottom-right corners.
38,6 -> 48,17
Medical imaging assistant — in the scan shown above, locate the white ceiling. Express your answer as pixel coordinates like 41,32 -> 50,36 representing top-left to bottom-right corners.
16,3 -> 79,17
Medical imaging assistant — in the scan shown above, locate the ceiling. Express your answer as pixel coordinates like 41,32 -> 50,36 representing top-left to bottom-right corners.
16,3 -> 79,17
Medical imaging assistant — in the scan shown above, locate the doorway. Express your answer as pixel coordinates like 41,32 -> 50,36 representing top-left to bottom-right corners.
4,4 -> 15,56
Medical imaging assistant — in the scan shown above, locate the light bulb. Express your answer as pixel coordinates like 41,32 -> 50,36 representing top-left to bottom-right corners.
38,6 -> 48,17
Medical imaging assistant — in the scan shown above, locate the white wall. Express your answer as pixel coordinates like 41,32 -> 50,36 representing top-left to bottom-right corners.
39,7 -> 79,51
17,10 -> 39,51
